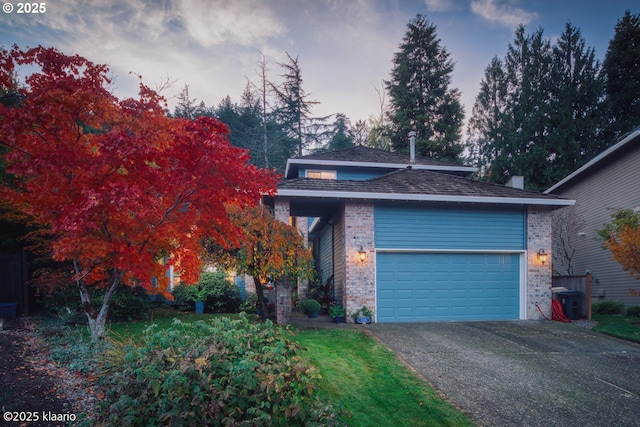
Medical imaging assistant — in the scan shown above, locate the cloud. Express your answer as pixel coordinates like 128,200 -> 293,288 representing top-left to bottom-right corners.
174,0 -> 285,47
424,0 -> 455,12
470,0 -> 537,28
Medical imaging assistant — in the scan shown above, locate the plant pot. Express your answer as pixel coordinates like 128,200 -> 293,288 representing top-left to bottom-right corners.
195,301 -> 205,314
356,316 -> 371,324
332,316 -> 345,323
307,311 -> 318,318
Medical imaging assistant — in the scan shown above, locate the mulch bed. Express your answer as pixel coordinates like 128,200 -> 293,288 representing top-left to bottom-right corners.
0,317 -> 99,426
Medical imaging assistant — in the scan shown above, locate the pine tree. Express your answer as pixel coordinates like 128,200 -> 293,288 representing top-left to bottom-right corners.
272,53 -> 327,156
603,10 -> 640,139
385,14 -> 464,161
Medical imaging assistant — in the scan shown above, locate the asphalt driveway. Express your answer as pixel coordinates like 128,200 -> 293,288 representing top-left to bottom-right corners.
367,321 -> 640,427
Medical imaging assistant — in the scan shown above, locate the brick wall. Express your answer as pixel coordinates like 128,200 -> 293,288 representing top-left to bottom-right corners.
273,198 -> 292,325
527,206 -> 553,319
343,201 -> 376,322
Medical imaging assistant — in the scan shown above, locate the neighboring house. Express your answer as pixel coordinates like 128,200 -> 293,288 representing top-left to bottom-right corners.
546,127 -> 640,306
264,144 -> 573,324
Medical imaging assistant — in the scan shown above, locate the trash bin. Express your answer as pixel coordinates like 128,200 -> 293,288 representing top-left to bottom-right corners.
557,291 -> 582,320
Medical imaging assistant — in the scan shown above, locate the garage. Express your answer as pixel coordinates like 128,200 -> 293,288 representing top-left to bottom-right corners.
376,252 -> 522,322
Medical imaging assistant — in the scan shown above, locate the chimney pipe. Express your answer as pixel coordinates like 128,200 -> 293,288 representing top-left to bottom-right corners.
409,131 -> 416,163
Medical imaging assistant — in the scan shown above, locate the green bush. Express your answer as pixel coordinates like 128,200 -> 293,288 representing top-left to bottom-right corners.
97,315 -> 334,426
240,292 -> 258,313
625,305 -> 640,318
172,271 -> 241,313
302,299 -> 321,314
37,285 -> 151,321
592,300 -> 625,315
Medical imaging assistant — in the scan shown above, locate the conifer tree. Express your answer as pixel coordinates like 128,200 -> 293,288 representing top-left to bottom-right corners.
603,10 -> 640,139
385,14 -> 464,161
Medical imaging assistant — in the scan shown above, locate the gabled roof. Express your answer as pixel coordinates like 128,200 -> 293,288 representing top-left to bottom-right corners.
284,145 -> 476,178
277,168 -> 573,207
546,127 -> 640,194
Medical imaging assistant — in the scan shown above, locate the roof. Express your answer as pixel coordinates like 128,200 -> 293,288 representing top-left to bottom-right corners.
545,127 -> 640,194
284,145 -> 476,178
276,168 -> 573,207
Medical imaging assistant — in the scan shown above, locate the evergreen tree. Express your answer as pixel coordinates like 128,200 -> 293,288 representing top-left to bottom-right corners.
466,56 -> 509,180
172,84 -> 209,119
385,14 -> 464,161
272,52 -> 328,156
317,113 -> 354,152
603,10 -> 640,139
548,23 -> 605,183
503,26 -> 553,191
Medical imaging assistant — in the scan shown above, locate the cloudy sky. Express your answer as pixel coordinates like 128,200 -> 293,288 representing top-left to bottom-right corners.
1,0 -> 638,129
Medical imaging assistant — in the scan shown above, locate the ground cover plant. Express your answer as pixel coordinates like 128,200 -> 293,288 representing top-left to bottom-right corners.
98,315 -> 334,426
292,329 -> 475,427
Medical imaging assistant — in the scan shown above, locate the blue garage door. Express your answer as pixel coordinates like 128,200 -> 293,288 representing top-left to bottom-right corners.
377,252 -> 520,322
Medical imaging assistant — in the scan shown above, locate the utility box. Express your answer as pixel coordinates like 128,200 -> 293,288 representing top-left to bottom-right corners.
557,291 -> 582,320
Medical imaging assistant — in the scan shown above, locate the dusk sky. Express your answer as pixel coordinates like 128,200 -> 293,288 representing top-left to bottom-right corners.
1,0 -> 638,132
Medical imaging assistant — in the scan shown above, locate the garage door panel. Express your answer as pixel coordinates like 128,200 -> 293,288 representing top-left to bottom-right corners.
377,253 -> 520,322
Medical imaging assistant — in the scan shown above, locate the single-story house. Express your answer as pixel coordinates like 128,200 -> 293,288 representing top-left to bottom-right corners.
264,143 -> 574,324
546,127 -> 640,306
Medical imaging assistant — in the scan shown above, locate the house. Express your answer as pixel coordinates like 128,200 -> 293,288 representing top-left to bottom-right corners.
546,127 -> 640,306
264,144 -> 573,324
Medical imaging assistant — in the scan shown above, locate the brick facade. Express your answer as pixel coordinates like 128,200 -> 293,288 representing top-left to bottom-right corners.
526,206 -> 553,319
343,201 -> 376,322
273,198 -> 292,325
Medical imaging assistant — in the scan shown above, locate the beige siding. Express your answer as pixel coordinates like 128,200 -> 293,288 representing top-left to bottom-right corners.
553,146 -> 640,306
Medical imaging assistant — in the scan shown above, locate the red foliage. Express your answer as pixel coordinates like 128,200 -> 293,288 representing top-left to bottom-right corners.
0,46 -> 279,297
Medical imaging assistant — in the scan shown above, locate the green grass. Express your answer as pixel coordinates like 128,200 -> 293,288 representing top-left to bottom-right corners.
593,314 -> 640,343
106,308 -> 255,339
105,311 -> 474,426
292,329 -> 475,427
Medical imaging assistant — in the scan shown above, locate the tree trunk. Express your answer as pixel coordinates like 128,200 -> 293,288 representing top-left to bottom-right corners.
252,276 -> 269,321
75,262 -> 123,342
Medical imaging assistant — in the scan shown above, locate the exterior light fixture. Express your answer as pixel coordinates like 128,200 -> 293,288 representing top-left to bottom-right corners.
358,246 -> 367,264
537,249 -> 548,265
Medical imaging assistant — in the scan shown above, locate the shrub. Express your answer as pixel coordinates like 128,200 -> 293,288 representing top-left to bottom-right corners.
97,315 -> 334,426
239,292 -> 258,313
625,305 -> 640,318
302,299 -> 321,314
172,271 -> 241,313
102,286 -> 152,321
37,285 -> 151,321
592,300 -> 625,315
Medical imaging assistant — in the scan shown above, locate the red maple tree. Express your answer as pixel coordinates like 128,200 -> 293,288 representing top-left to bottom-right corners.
0,46 -> 278,340
207,204 -> 314,321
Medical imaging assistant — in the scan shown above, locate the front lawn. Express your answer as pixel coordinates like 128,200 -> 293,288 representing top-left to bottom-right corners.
592,314 -> 640,343
105,311 -> 474,426
292,329 -> 473,427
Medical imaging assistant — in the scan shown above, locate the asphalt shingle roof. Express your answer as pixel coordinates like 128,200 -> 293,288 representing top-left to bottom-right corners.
294,145 -> 460,167
278,168 -> 567,202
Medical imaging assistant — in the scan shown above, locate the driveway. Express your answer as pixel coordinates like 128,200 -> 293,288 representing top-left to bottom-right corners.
367,321 -> 640,427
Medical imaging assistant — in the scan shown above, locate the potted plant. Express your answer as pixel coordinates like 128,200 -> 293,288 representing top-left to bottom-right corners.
352,306 -> 373,324
328,304 -> 346,323
302,298 -> 321,318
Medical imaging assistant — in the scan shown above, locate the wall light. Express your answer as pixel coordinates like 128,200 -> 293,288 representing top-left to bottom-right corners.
537,249 -> 548,265
358,246 -> 367,264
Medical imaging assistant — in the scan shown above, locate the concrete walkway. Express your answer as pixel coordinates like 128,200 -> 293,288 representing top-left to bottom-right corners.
367,321 -> 640,427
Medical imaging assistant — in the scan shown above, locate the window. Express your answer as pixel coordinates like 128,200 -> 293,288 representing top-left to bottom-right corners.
306,170 -> 336,179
